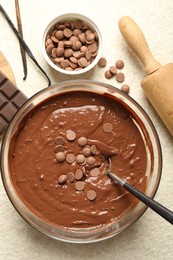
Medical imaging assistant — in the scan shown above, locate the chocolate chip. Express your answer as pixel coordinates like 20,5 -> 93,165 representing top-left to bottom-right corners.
75,169 -> 83,180
105,70 -> 113,79
73,19 -> 84,29
121,84 -> 130,94
77,136 -> 88,147
82,147 -> 91,157
76,154 -> 86,164
55,136 -> 65,145
82,166 -> 87,176
66,153 -> 76,164
78,57 -> 88,68
103,123 -> 113,133
67,172 -> 75,183
116,60 -> 124,69
116,73 -> 125,83
87,190 -> 96,201
91,145 -> 97,155
75,181 -> 85,191
54,145 -> 64,153
90,168 -> 100,177
98,57 -> 107,67
63,28 -> 73,38
86,156 -> 96,166
55,152 -> 66,162
66,130 -> 76,141
58,174 -> 67,184
109,66 -> 117,75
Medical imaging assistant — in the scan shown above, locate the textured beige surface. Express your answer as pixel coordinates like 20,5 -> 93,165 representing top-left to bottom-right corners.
0,0 -> 173,259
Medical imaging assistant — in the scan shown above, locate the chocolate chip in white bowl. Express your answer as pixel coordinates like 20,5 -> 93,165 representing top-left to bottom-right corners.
44,16 -> 101,74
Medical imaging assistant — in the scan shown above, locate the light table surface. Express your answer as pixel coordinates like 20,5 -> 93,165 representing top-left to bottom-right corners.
0,1 -> 173,259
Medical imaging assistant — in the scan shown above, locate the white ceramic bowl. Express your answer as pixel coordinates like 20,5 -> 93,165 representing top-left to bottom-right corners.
42,13 -> 102,75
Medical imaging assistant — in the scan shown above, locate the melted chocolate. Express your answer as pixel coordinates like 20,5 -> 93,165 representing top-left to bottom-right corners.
9,91 -> 147,229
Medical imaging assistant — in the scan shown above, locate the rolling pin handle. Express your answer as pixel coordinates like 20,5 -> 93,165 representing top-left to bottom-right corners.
118,16 -> 161,75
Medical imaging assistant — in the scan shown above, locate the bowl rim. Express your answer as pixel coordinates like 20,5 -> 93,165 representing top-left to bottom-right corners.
0,80 -> 162,243
41,13 -> 102,75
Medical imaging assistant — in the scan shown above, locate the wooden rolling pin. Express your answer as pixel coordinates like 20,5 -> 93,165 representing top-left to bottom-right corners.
119,16 -> 173,136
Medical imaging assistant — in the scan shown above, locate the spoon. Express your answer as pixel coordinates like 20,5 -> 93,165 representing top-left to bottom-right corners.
105,158 -> 173,225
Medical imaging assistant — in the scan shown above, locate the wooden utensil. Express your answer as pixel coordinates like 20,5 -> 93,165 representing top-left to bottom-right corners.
119,16 -> 173,136
0,51 -> 15,84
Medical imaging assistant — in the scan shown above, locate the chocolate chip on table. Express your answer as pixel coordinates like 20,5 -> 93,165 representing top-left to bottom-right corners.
75,169 -> 83,180
116,72 -> 125,83
90,167 -> 100,177
121,84 -> 130,94
66,130 -> 76,141
98,57 -> 107,67
67,172 -> 75,182
75,181 -> 85,191
54,145 -> 64,153
87,190 -> 96,201
77,136 -> 88,147
105,70 -> 113,79
66,153 -> 76,164
103,123 -> 113,133
109,66 -> 117,75
58,174 -> 67,184
55,136 -> 65,145
116,60 -> 124,69
86,156 -> 96,166
55,152 -> 66,162
76,154 -> 86,164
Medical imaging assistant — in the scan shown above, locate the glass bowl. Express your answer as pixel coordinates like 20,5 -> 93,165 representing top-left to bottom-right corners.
0,80 -> 162,243
42,13 -> 102,75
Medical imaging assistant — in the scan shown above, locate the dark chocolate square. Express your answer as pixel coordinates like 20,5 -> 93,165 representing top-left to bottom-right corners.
0,103 -> 17,122
0,81 -> 18,98
12,92 -> 27,108
0,117 -> 8,134
0,95 -> 6,107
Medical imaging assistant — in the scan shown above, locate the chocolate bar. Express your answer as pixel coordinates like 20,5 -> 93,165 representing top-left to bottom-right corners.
0,71 -> 27,137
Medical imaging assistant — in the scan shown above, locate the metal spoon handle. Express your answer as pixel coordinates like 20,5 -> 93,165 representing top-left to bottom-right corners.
124,182 -> 173,225
108,172 -> 173,225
